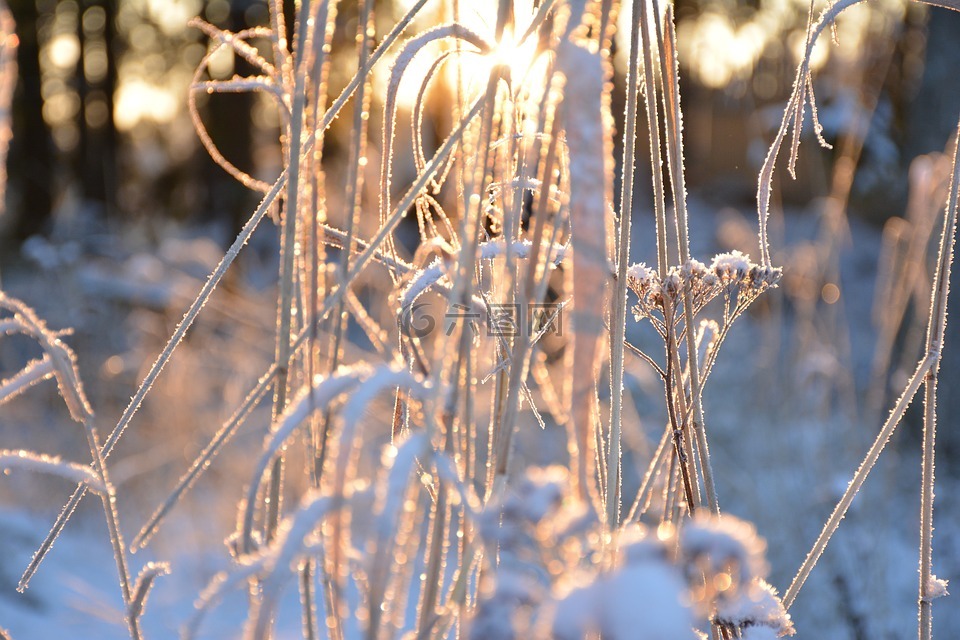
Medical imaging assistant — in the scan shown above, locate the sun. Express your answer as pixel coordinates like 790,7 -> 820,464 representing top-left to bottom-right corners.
489,26 -> 543,86
374,3 -> 548,110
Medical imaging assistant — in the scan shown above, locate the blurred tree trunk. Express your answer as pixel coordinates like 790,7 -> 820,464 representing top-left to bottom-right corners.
74,0 -> 118,217
904,8 -> 960,160
8,0 -> 53,239
201,2 -> 254,236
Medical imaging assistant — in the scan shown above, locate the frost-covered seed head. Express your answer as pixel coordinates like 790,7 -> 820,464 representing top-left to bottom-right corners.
626,263 -> 658,294
711,250 -> 752,282
663,269 -> 682,297
746,264 -> 782,290
765,266 -> 783,286
681,258 -> 707,282
680,513 -> 768,590
618,526 -> 670,566
714,579 -> 795,637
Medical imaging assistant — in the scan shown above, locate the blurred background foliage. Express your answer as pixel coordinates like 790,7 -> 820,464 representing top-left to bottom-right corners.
0,0 -> 957,246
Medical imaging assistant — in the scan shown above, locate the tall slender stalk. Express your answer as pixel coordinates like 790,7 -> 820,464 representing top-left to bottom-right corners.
20,173 -> 285,591
12,3 -> 958,638
607,0 -> 643,530
262,0 -> 312,552
493,66 -> 563,493
782,350 -> 935,611
657,5 -> 718,515
918,117 -> 959,640
82,419 -> 141,640
634,0 -> 700,513
783,116 -> 959,618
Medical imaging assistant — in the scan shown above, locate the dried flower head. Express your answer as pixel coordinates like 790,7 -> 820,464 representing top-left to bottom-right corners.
715,579 -> 795,637
680,513 -> 768,585
663,268 -> 682,298
711,250 -> 751,282
681,258 -> 708,282
626,262 -> 657,293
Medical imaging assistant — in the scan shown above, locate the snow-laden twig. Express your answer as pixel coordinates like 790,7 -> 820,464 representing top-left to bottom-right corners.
0,450 -> 105,493
0,293 -> 92,423
0,293 -> 143,636
0,355 -> 54,406
186,490 -> 344,640
756,0 -> 865,266
362,433 -> 430,637
132,364 -> 277,551
334,365 -> 431,505
918,116 -> 960,640
190,435 -> 426,639
128,562 -> 170,622
556,35 -> 613,509
238,366 -> 372,555
399,258 -> 446,310
21,172 -> 286,593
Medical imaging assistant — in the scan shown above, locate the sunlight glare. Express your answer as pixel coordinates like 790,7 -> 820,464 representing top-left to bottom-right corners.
678,11 -> 771,90
491,26 -> 541,85
446,25 -> 544,100
47,34 -> 81,70
380,0 -> 544,109
114,79 -> 178,130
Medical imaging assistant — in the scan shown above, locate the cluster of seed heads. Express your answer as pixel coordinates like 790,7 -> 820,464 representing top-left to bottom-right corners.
626,251 -> 782,323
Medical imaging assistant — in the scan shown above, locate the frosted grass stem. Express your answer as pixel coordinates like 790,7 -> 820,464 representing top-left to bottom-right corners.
26,0 -> 433,584
132,363 -> 276,551
634,0 -> 699,512
28,58 -> 481,595
782,350 -> 936,610
0,355 -> 54,406
919,116 -> 959,640
607,0 -> 643,531
659,5 -> 718,515
0,449 -> 105,492
263,0 -> 314,549
19,170 -> 285,591
784,116 -> 959,618
82,418 -> 140,640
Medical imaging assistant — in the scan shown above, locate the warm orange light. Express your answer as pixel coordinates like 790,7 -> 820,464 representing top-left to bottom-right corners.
490,27 -> 541,85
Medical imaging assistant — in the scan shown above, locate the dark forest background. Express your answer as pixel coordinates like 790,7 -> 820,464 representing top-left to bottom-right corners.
2,0 -> 959,244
